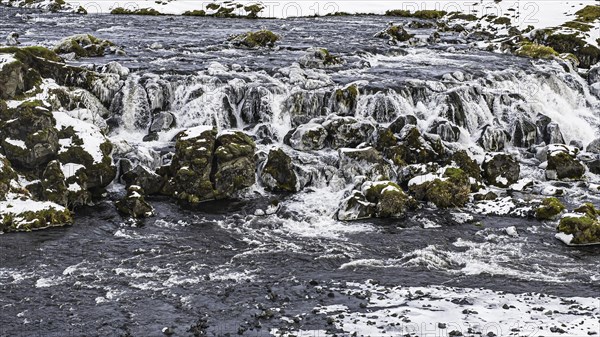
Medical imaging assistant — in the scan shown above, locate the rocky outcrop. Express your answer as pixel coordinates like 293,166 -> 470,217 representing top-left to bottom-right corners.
409,167 -> 471,208
116,185 -> 154,218
374,24 -> 414,42
427,119 -> 461,142
260,148 -> 298,192
287,123 -> 328,151
169,127 -> 256,203
535,197 -> 565,220
323,116 -> 375,149
337,180 -> 412,220
557,208 -> 600,245
228,30 -> 279,48
481,153 -> 520,187
53,34 -> 117,58
546,145 -> 585,180
299,48 -> 343,68
339,147 -> 391,182
477,125 -> 509,152
122,165 -> 165,195
0,198 -> 72,232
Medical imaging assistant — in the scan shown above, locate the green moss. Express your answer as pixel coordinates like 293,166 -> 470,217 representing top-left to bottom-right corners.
0,46 -> 62,63
412,10 -> 447,19
318,48 -> 343,65
558,215 -> 600,245
183,9 -> 206,16
561,20 -> 593,32
111,7 -> 161,15
516,42 -> 559,59
229,29 -> 280,48
76,6 -> 87,14
448,12 -> 478,21
575,5 -> 600,22
385,9 -> 410,17
409,168 -> 471,208
206,3 -> 220,10
244,4 -> 263,18
535,197 -> 565,220
574,203 -> 598,218
1,206 -> 73,232
493,16 -> 511,25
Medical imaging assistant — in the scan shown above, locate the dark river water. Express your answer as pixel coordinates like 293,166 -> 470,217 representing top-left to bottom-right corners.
0,7 -> 599,337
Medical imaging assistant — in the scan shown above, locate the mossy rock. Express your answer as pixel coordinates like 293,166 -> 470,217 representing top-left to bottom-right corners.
228,29 -> 280,48
111,7 -> 161,15
362,181 -> 413,218
183,10 -> 206,16
516,42 -> 558,60
574,202 -> 598,218
375,24 -> 414,42
481,153 -> 520,187
212,131 -> 257,199
575,5 -> 600,22
409,168 -> 471,208
334,84 -> 359,114
546,151 -> 585,180
261,148 -> 297,192
116,185 -> 154,218
0,156 -> 17,200
557,214 -> 600,245
450,150 -> 482,182
0,202 -> 73,232
243,4 -> 263,18
53,34 -> 115,57
535,197 -> 565,220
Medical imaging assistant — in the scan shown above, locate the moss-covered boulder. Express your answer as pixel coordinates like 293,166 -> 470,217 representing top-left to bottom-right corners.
337,190 -> 375,221
116,185 -> 154,218
383,126 -> 444,166
169,126 -> 217,203
546,145 -> 585,180
323,116 -> 376,149
260,148 -> 297,192
535,197 -> 565,220
53,34 -> 115,58
53,111 -> 116,189
450,150 -> 482,182
516,42 -> 559,59
409,167 -> 471,208
557,213 -> 600,245
228,30 -> 279,48
0,101 -> 59,169
287,123 -> 328,151
122,165 -> 165,195
481,153 -> 520,187
212,131 -> 256,198
374,24 -> 414,42
362,180 -> 412,218
0,155 -> 17,200
0,198 -> 72,232
339,147 -> 391,182
299,48 -> 344,68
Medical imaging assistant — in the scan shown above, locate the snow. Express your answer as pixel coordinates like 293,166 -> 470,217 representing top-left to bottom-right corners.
180,125 -> 214,140
60,163 -> 85,179
53,111 -> 108,164
4,138 -> 26,149
0,198 -> 66,216
0,54 -> 16,70
408,173 -> 441,187
65,0 -> 591,31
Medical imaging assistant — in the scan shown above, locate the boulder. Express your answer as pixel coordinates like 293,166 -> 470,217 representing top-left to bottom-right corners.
383,126 -> 444,166
299,47 -> 343,68
122,165 -> 165,195
53,34 -> 115,58
409,167 -> 471,208
536,114 -> 565,144
450,150 -> 482,182
288,123 -> 328,151
260,148 -> 297,192
477,125 -> 509,152
512,118 -> 537,148
0,101 -> 59,169
0,198 -> 72,232
169,126 -> 217,203
546,145 -> 585,180
374,24 -> 414,42
0,155 -> 17,200
585,138 -> 600,153
427,119 -> 460,142
362,180 -> 412,218
557,213 -> 600,245
116,185 -> 154,218
149,111 -> 175,133
339,147 -> 391,182
481,153 -> 520,187
228,29 -> 279,48
6,32 -> 19,46
323,116 -> 376,149
212,131 -> 256,198
535,197 -> 565,220
337,190 -> 375,221
389,114 -> 418,134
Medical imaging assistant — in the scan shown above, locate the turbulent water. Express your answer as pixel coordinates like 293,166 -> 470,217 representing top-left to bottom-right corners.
1,8 -> 599,337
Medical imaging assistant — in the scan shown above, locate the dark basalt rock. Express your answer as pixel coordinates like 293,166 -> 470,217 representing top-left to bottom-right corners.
427,119 -> 461,142
116,185 -> 154,218
53,34 -> 116,58
260,148 -> 298,192
481,153 -> 520,188
212,131 -> 256,198
546,146 -> 585,180
122,165 -> 165,195
512,118 -> 537,148
477,125 -> 509,152
409,167 -> 471,208
323,116 -> 376,149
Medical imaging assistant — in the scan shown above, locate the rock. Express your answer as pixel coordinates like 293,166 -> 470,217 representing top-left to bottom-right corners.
409,167 -> 471,208
427,119 -> 460,142
149,111 -> 175,133
169,126 -> 217,203
260,148 -> 297,192
142,132 -> 159,142
383,126 -> 444,166
557,213 -> 600,245
535,197 -> 565,220
337,190 -> 375,221
0,101 -> 59,169
512,118 -> 537,148
450,150 -> 482,182
323,116 -> 376,149
122,165 -> 165,195
570,139 -> 584,150
0,198 -> 73,232
362,180 -> 412,218
6,32 -> 19,46
53,34 -> 115,58
339,147 -> 391,182
477,125 -> 509,152
0,155 -> 17,201
589,64 -> 600,85
116,185 -> 154,218
228,29 -> 279,48
584,159 -> 600,175
288,123 -> 328,151
481,153 -> 520,187
299,47 -> 343,68
212,131 -> 256,198
585,138 -> 600,153
536,114 -> 565,144
546,145 -> 585,180
374,24 -> 414,42
389,115 -> 418,134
